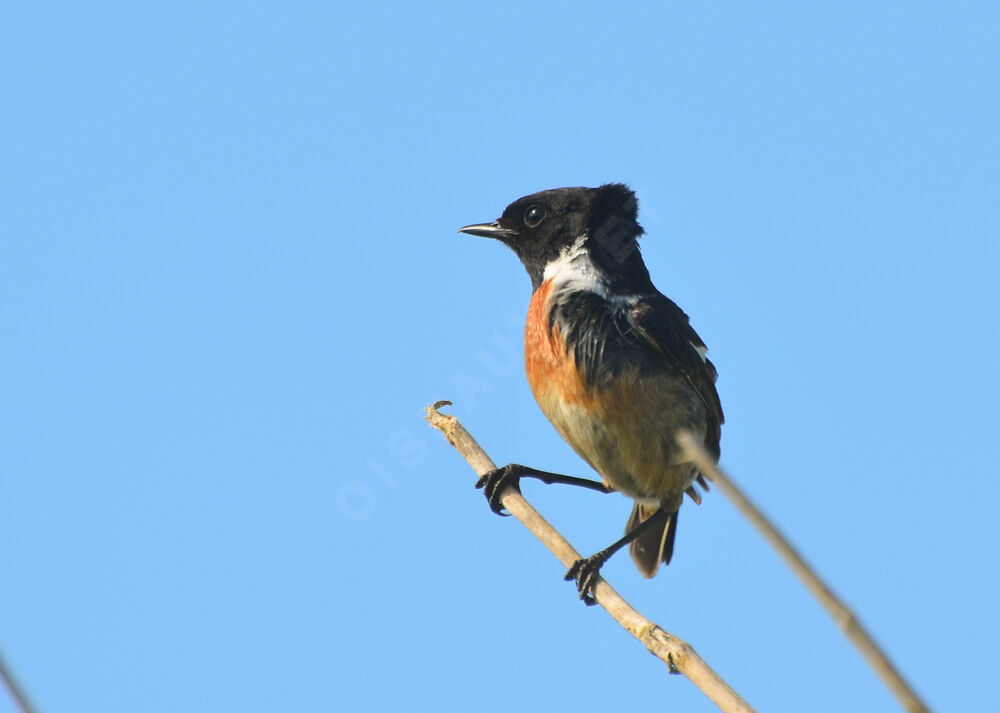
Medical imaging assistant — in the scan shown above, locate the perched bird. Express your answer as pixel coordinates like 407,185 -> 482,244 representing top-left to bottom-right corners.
459,183 -> 723,604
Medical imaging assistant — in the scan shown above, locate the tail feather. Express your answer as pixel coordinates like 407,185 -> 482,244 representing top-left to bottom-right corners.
627,504 -> 679,578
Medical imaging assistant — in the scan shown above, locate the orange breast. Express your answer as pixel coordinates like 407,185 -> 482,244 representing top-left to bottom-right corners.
523,278 -> 697,506
524,278 -> 610,483
524,279 -> 594,411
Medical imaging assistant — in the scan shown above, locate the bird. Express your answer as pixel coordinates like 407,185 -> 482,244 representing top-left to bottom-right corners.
459,183 -> 723,604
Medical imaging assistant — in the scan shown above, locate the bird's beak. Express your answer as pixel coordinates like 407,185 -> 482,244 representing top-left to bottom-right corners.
458,222 -> 516,240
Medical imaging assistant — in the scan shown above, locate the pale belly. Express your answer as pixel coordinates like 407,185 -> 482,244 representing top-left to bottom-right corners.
531,376 -> 703,510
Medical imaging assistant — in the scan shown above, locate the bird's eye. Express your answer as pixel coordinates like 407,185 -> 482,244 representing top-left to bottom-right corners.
524,205 -> 546,228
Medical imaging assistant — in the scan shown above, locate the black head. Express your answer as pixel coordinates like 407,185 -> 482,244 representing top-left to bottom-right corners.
459,183 -> 651,292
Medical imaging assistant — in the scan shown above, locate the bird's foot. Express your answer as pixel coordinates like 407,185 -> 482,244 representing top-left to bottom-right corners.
474,463 -> 527,516
564,552 -> 611,606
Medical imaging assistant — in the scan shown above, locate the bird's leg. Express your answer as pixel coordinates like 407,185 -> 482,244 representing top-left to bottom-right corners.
564,509 -> 670,605
475,463 -> 611,516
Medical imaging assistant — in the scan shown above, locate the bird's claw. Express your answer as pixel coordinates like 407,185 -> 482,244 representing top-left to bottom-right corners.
475,464 -> 524,516
564,554 -> 608,606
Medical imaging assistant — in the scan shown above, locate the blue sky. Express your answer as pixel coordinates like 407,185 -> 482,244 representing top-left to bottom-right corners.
2,2 -> 997,712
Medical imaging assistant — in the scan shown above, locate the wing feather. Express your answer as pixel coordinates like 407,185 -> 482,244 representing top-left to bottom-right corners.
629,294 -> 724,458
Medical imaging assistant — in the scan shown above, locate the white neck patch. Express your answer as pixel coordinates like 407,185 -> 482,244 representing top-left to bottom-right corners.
541,234 -> 642,308
542,235 -> 607,296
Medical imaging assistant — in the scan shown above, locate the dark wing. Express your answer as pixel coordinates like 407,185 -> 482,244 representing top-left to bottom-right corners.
630,294 -> 724,458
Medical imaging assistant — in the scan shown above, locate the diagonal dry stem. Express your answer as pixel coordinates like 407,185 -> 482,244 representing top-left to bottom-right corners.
0,649 -> 38,713
676,431 -> 932,713
425,401 -> 756,713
